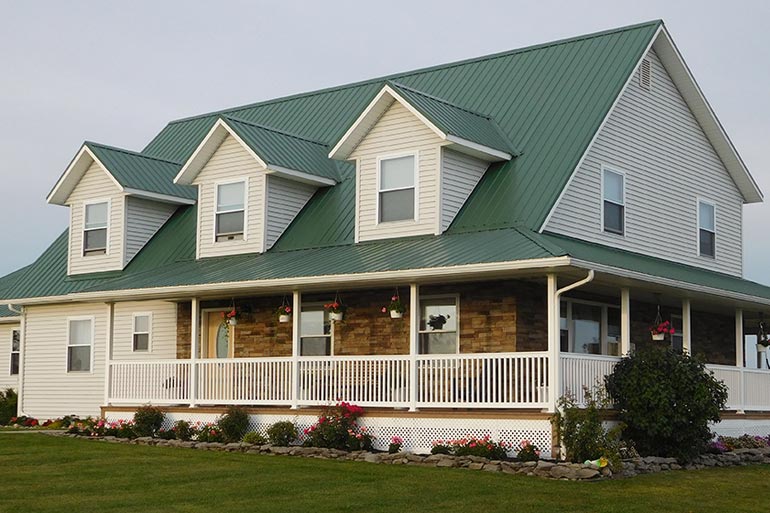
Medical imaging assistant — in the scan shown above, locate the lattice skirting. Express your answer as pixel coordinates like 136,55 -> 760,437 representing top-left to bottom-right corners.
103,409 -> 553,457
711,418 -> 770,438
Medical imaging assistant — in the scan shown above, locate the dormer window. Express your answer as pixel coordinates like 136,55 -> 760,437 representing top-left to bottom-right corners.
215,181 -> 246,242
378,155 -> 416,223
83,201 -> 109,256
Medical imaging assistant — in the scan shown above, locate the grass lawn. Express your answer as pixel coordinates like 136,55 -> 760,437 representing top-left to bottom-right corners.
0,433 -> 767,513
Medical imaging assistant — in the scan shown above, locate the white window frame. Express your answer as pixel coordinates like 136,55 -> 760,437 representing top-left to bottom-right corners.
560,298 -> 621,356
417,294 -> 460,354
300,302 -> 333,356
213,178 -> 248,243
10,329 -> 20,376
600,165 -> 626,236
132,312 -> 152,353
82,198 -> 111,256
66,316 -> 95,373
375,152 -> 419,225
696,197 -> 716,259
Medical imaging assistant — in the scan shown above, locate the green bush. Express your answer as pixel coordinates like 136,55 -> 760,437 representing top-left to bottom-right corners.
243,431 -> 268,445
605,347 -> 728,462
217,406 -> 250,442
133,405 -> 165,437
302,402 -> 372,451
0,388 -> 18,425
552,390 -> 622,468
173,420 -> 194,441
267,421 -> 297,446
196,423 -> 224,443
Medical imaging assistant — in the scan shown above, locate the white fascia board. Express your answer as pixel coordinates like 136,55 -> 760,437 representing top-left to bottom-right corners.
122,188 -> 196,205
445,135 -> 512,161
0,317 -> 21,324
653,27 -> 763,203
265,166 -> 336,187
47,145 -> 125,205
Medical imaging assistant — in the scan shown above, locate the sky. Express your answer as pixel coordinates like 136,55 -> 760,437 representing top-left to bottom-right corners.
0,0 -> 768,283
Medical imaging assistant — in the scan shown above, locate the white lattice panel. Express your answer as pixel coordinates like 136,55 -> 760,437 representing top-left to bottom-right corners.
711,418 -> 770,438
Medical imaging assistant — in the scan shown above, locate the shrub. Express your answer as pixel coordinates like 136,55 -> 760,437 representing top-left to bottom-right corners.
605,347 -> 728,462
196,423 -> 225,443
173,420 -> 194,441
0,388 -> 18,425
103,419 -> 135,438
267,421 -> 297,446
717,434 -> 769,451
430,442 -> 452,455
217,406 -> 250,442
157,428 -> 176,440
429,436 -> 509,459
243,431 -> 268,445
388,436 -> 404,454
302,402 -> 373,451
516,440 -> 541,462
133,405 -> 165,437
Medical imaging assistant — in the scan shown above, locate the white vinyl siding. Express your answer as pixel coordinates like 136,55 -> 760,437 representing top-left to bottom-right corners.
67,161 -> 125,275
265,175 -> 316,249
440,149 -> 488,232
352,101 -> 443,242
22,303 -> 106,418
124,197 -> 178,264
112,301 -> 177,360
545,49 -> 744,276
0,323 -> 20,390
195,135 -> 265,257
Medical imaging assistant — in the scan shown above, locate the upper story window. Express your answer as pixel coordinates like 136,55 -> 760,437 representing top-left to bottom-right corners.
132,313 -> 151,352
67,318 -> 93,372
10,329 -> 20,376
419,296 -> 458,354
698,200 -> 716,258
83,201 -> 109,255
300,305 -> 331,356
379,155 -> 416,223
215,181 -> 246,242
602,168 -> 625,235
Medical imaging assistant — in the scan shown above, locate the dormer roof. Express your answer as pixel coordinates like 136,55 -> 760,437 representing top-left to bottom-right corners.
47,142 -> 197,206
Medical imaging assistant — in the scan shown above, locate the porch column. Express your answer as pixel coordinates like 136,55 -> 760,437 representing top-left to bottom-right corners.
291,290 -> 301,409
682,299 -> 691,354
409,283 -> 419,412
103,302 -> 115,407
620,288 -> 631,355
735,309 -> 744,368
547,274 -> 559,413
189,297 -> 199,408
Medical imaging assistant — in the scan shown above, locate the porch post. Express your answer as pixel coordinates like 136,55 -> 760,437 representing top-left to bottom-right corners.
103,302 -> 114,407
189,297 -> 199,408
735,308 -> 745,413
620,288 -> 631,355
291,290 -> 301,409
547,274 -> 559,413
682,299 -> 691,354
409,283 -> 419,412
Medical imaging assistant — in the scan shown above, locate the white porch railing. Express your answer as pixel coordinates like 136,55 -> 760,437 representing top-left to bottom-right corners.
196,358 -> 293,405
706,364 -> 770,411
110,360 -> 192,404
560,353 -> 621,406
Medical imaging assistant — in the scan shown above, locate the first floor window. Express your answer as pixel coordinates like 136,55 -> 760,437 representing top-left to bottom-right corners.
68,319 -> 92,372
379,155 -> 415,222
132,314 -> 151,352
300,305 -> 331,356
419,296 -> 458,354
83,202 -> 108,255
216,181 -> 245,242
602,168 -> 625,235
10,329 -> 20,375
698,200 -> 716,258
560,300 -> 620,356
670,315 -> 684,353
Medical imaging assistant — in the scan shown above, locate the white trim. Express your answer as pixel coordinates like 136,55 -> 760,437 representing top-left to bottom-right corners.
436,147 -> 444,235
66,315 -> 95,373
262,174 -> 269,252
122,188 -> 196,205
696,197 -> 717,259
213,177 -> 248,243
47,146 -> 124,205
444,135 -> 512,161
600,165 -> 626,236
354,158 -> 361,244
131,312 -> 153,352
195,184 -> 202,260
82,198 -> 112,257
265,166 -> 335,187
417,293 -> 460,355
376,152 -> 419,225
200,308 -> 235,359
299,302 -> 333,356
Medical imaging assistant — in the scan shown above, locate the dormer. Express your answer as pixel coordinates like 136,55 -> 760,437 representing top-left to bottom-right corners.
329,82 -> 518,242
174,116 -> 338,258
47,143 -> 196,276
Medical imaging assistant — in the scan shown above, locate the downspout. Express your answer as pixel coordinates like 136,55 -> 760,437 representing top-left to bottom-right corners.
6,303 -> 22,315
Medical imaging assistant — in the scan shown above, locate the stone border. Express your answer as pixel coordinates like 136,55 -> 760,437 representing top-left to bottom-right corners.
44,433 -> 770,481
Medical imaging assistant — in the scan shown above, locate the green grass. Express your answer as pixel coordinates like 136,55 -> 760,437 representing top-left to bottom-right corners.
0,433 -> 767,513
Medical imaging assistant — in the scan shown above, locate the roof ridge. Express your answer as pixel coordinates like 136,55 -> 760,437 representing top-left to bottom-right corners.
388,81 -> 493,119
223,115 -> 329,148
157,20 -> 662,129
86,141 -> 183,166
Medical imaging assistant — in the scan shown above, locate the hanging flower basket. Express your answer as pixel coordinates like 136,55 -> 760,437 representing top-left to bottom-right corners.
279,314 -> 291,323
390,310 -> 403,319
649,304 -> 674,341
651,333 -> 665,341
325,295 -> 347,321
381,290 -> 405,319
275,303 -> 292,324
221,308 -> 237,335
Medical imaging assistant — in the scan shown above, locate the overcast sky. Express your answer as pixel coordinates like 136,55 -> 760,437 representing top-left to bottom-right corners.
1,1 -> 768,284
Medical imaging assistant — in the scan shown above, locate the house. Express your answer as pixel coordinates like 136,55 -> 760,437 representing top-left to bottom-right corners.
2,20 -> 770,455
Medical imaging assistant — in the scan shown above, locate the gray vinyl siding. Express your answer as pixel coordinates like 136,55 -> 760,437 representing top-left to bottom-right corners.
441,149 -> 488,232
67,161 -> 125,275
124,198 -> 178,264
265,175 -> 317,249
111,301 -> 177,361
0,323 -> 20,391
545,49 -> 744,276
22,303 -> 107,418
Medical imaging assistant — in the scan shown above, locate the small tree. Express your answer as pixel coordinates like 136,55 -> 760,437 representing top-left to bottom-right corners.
605,347 -> 727,462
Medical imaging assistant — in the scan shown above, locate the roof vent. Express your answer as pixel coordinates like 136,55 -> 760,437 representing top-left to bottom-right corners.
639,58 -> 652,90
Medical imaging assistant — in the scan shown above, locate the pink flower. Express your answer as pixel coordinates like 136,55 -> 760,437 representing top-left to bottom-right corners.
391,296 -> 398,302
381,307 -> 387,313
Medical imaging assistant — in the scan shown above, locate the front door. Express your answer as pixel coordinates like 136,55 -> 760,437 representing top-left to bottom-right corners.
206,311 -> 232,358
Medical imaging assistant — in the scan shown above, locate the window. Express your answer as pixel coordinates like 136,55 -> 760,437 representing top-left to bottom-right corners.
83,201 -> 108,255
300,305 -> 331,356
418,296 -> 458,354
132,313 -> 151,352
698,200 -> 716,258
670,314 -> 684,353
379,155 -> 415,222
67,318 -> 92,372
602,168 -> 625,235
215,181 -> 246,242
560,299 -> 620,356
10,329 -> 20,375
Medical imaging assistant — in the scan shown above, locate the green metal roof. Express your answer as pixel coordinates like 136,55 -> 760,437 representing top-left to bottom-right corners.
0,266 -> 30,317
86,142 -> 197,201
387,82 -> 517,156
223,117 -> 341,182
